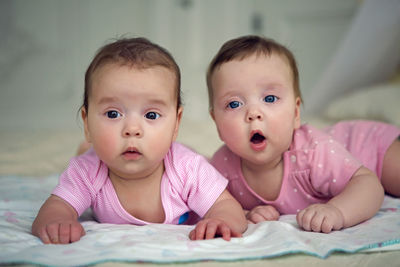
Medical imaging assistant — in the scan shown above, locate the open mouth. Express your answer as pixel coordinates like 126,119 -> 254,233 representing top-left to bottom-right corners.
250,132 -> 266,144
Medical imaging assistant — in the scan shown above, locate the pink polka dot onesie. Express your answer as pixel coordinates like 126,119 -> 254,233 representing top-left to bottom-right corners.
211,120 -> 400,214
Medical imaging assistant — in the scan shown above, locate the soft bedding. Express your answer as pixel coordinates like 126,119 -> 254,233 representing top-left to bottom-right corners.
1,174 -> 400,266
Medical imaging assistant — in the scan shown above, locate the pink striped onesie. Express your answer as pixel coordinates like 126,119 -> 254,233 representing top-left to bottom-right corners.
52,142 -> 228,225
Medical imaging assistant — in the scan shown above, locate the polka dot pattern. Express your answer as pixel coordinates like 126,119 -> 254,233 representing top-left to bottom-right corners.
210,121 -> 400,215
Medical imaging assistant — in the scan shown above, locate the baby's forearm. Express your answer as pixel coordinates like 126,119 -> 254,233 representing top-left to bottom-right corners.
205,189 -> 247,234
205,198 -> 248,234
32,195 -> 79,236
328,166 -> 384,228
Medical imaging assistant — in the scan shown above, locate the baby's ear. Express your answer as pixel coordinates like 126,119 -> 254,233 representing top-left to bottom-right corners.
294,97 -> 301,129
209,108 -> 215,121
81,107 -> 91,142
172,106 -> 183,141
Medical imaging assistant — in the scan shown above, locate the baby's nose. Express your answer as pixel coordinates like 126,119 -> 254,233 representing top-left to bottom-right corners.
246,109 -> 263,122
123,124 -> 142,137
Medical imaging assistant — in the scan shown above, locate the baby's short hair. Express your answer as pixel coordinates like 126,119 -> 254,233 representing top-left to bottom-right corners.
83,37 -> 181,112
206,35 -> 301,109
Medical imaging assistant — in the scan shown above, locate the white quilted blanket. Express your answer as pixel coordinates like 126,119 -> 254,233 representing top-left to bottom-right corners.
1,175 -> 400,266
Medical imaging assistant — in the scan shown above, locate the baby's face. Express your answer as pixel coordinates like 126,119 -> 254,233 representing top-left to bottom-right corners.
210,54 -> 301,167
83,63 -> 182,181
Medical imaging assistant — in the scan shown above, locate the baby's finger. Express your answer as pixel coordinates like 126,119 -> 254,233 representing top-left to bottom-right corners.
296,210 -> 305,228
205,222 -> 218,240
310,213 -> 324,232
269,207 -> 280,220
189,229 -> 196,240
59,223 -> 72,244
46,223 -> 60,244
321,217 -> 334,233
258,207 -> 279,221
247,212 -> 265,224
230,229 -> 243,238
70,223 -> 85,243
38,227 -> 51,244
193,221 -> 207,240
217,224 -> 231,241
298,209 -> 315,231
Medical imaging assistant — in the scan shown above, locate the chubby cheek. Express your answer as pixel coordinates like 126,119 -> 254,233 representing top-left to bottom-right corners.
89,124 -> 119,159
146,125 -> 175,157
216,117 -> 244,146
268,114 -> 295,147
98,133 -> 117,154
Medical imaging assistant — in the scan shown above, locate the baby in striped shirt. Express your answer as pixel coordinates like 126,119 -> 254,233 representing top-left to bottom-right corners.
32,37 -> 247,244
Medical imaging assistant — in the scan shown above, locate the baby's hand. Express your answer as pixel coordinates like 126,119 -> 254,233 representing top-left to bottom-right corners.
189,218 -> 242,241
246,205 -> 280,223
38,220 -> 85,244
296,203 -> 344,233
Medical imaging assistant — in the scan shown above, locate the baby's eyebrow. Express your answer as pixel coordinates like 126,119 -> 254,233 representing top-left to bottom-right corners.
256,81 -> 284,88
98,96 -> 118,105
148,98 -> 169,107
97,95 -> 171,108
219,90 -> 240,99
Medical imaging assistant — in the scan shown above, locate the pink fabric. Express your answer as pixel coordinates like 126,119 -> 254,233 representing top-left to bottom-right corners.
52,142 -> 228,225
211,120 -> 400,214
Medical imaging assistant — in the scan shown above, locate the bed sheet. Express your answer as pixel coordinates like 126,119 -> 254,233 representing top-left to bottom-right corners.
1,174 -> 400,266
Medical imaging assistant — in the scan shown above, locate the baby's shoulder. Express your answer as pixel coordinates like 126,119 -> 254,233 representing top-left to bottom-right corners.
71,148 -> 100,168
288,123 -> 361,172
291,124 -> 333,150
165,142 -> 210,178
209,145 -> 239,178
211,145 -> 235,163
165,142 -> 223,188
288,124 -> 351,168
67,148 -> 107,185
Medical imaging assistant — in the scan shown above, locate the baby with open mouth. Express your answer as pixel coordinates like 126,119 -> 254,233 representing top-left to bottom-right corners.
207,35 -> 400,234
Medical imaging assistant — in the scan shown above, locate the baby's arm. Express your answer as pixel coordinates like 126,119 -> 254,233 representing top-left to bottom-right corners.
31,195 -> 85,244
189,189 -> 247,241
296,166 -> 384,233
246,205 -> 280,223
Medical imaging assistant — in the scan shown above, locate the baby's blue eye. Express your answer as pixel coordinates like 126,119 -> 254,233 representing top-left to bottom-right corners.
264,95 -> 278,103
145,111 -> 160,120
228,101 -> 242,109
106,110 -> 121,119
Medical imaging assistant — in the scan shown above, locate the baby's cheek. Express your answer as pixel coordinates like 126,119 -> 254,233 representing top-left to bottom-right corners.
95,132 -> 118,156
221,126 -> 245,152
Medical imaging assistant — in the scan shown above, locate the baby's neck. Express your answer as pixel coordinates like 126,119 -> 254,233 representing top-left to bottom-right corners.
109,162 -> 164,192
241,157 -> 284,201
108,163 -> 166,223
241,155 -> 282,174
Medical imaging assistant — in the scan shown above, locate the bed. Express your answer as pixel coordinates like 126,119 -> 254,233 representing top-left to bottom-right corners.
2,0 -> 400,265
1,76 -> 400,266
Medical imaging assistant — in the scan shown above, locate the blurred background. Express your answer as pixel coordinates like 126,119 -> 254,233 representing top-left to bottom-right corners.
1,0 -> 399,158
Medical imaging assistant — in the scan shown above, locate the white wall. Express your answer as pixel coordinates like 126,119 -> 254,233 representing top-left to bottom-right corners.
305,0 -> 400,114
0,0 -> 358,131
